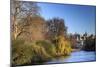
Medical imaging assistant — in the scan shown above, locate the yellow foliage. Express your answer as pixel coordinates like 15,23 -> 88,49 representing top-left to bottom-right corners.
56,36 -> 71,56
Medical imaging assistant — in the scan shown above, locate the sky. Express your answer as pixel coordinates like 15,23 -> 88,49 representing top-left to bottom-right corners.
37,2 -> 96,35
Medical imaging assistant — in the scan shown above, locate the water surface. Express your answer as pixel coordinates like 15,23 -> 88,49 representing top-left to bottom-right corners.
46,51 -> 96,64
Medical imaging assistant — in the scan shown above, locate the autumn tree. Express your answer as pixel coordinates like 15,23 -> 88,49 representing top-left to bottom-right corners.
11,0 -> 40,40
46,18 -> 67,41
45,18 -> 71,56
24,15 -> 46,41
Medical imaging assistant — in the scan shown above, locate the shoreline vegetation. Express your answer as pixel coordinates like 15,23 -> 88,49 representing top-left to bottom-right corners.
12,36 -> 72,66
11,0 -> 96,66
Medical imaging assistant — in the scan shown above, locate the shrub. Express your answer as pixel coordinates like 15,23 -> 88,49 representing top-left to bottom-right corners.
35,40 -> 56,57
12,39 -> 34,65
12,39 -> 53,65
65,40 -> 72,55
55,36 -> 71,56
12,38 -> 71,65
30,42 -> 52,62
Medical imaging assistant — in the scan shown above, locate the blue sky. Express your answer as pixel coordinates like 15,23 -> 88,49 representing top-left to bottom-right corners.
37,2 -> 96,35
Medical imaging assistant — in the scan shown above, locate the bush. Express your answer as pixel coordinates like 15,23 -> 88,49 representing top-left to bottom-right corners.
12,38 -> 71,65
82,38 -> 96,51
12,39 -> 34,65
12,39 -> 53,65
65,40 -> 72,55
30,42 -> 52,62
35,40 -> 56,57
54,36 -> 71,56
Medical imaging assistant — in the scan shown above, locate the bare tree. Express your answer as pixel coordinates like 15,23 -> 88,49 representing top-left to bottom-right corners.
46,18 -> 67,41
11,0 -> 40,40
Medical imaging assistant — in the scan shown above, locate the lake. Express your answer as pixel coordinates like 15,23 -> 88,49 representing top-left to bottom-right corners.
46,51 -> 96,64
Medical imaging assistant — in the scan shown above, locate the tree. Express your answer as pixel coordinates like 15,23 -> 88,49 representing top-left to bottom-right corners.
46,18 -> 67,41
27,15 -> 46,41
11,0 -> 40,40
82,34 -> 96,51
45,18 -> 71,56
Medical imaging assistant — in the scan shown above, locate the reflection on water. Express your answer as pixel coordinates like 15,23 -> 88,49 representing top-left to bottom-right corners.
46,51 -> 96,64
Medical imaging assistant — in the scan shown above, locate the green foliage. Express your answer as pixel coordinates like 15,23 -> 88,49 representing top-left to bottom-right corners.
12,37 -> 72,65
35,40 -> 56,56
12,39 -> 34,65
30,42 -> 51,61
12,39 -> 53,65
